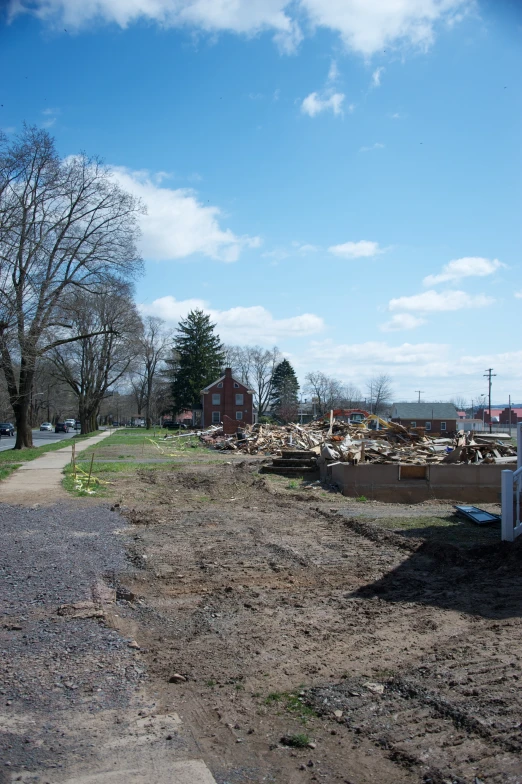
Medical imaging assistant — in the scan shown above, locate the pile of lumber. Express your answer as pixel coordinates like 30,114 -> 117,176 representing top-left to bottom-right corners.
200,420 -> 517,465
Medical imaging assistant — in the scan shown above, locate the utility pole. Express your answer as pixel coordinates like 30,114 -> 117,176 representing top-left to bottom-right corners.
509,394 -> 512,438
415,390 -> 424,403
483,368 -> 496,434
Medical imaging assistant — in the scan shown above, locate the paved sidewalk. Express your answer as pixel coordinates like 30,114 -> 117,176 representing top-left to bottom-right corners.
0,430 -> 113,504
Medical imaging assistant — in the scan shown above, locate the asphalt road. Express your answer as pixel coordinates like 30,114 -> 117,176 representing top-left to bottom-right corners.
0,429 -> 76,453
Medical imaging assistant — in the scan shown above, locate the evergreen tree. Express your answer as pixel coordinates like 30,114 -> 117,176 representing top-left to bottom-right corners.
170,310 -> 225,413
270,359 -> 299,423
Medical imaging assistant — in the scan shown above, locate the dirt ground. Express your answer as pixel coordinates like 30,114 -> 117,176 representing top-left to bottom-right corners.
95,458 -> 522,784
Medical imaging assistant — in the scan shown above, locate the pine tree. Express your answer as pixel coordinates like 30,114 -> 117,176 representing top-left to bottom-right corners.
270,359 -> 299,423
170,310 -> 225,413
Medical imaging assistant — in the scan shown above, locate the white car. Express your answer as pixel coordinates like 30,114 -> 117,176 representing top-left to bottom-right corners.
65,419 -> 76,430
40,422 -> 53,431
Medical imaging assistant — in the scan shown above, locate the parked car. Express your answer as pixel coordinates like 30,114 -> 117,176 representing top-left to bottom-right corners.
55,422 -> 68,433
65,418 -> 76,430
40,422 -> 53,432
74,421 -> 81,430
164,421 -> 188,430
0,422 -> 15,437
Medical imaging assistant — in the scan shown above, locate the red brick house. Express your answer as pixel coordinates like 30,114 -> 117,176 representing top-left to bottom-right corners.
201,368 -> 255,434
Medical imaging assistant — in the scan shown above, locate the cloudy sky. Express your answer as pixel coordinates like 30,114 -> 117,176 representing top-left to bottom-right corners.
2,0 -> 521,402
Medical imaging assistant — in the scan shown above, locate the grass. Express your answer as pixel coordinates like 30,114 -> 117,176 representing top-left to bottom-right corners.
0,434 -> 93,481
263,691 -> 317,724
0,464 -> 21,481
280,733 -> 311,748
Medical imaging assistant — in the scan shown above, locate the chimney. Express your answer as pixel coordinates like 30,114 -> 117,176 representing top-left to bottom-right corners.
225,367 -> 232,378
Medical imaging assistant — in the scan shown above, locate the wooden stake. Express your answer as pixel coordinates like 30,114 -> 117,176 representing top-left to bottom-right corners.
72,442 -> 76,481
86,452 -> 95,489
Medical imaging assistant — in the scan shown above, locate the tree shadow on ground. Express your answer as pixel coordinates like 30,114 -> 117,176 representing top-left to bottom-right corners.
351,532 -> 522,620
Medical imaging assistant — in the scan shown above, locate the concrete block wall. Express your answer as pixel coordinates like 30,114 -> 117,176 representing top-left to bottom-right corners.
320,459 -> 505,503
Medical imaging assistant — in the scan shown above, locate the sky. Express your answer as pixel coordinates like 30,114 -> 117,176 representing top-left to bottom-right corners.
1,0 -> 521,404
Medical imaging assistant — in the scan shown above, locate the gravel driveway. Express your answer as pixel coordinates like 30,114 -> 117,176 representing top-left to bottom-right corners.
0,502 -> 206,783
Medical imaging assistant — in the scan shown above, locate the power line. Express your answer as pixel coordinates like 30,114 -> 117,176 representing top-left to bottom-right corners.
483,368 -> 497,434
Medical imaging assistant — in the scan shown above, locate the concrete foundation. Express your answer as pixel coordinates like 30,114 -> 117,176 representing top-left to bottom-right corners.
320,459 -> 506,503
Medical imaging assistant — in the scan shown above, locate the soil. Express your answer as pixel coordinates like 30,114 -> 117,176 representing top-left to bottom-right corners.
2,455 -> 521,783
109,460 -> 522,783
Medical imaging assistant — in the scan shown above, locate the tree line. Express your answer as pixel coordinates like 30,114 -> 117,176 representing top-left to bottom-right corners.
0,126 -> 393,450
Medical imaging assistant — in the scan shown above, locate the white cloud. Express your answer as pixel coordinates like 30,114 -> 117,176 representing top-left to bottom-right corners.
300,0 -> 472,56
140,296 -> 325,343
389,289 -> 494,313
11,0 -> 471,56
110,167 -> 260,263
423,256 -> 505,285
327,60 -> 340,82
302,339 -> 522,394
301,91 -> 344,117
515,291 -> 522,299
359,142 -> 385,152
390,112 -> 401,119
380,313 -> 426,332
328,240 -> 384,259
371,66 -> 384,87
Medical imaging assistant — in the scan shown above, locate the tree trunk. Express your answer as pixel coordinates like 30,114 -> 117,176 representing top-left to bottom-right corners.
12,366 -> 35,450
13,401 -> 33,449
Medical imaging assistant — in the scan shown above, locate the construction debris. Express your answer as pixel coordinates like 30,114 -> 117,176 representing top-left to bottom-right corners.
199,419 -> 517,466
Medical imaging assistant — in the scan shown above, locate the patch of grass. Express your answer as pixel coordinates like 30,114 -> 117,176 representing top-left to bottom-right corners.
286,479 -> 301,490
0,464 -> 21,481
265,692 -> 284,704
205,679 -> 216,688
356,495 -> 368,502
0,434 -> 94,483
281,733 -> 311,748
285,693 -> 317,720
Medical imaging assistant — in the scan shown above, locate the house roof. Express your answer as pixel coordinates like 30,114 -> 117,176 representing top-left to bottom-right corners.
201,374 -> 254,394
391,402 -> 458,420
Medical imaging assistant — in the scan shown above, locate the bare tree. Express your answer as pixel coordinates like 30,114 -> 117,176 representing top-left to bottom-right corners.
49,285 -> 142,434
450,396 -> 469,412
304,371 -> 345,417
133,316 -> 171,429
223,345 -> 281,417
366,374 -> 393,415
0,126 -> 142,447
340,383 -> 363,409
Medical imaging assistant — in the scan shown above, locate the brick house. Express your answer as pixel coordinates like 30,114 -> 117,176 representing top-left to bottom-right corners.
201,368 -> 255,435
391,402 -> 458,434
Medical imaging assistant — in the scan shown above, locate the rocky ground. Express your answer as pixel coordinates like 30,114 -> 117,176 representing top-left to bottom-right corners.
1,456 -> 521,783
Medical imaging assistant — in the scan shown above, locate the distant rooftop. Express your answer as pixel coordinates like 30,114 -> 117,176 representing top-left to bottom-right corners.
392,402 -> 458,419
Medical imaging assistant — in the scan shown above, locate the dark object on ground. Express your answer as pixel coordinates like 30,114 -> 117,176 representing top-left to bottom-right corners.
55,422 -> 68,433
164,421 -> 188,430
454,505 -> 501,525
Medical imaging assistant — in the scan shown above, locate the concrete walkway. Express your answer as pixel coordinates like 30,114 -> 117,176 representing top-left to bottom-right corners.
0,430 -> 113,504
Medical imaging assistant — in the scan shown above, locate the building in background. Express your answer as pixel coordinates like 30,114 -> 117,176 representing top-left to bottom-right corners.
391,402 -> 458,434
201,368 -> 255,435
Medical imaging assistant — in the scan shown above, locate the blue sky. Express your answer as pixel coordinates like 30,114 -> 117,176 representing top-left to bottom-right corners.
1,0 -> 521,403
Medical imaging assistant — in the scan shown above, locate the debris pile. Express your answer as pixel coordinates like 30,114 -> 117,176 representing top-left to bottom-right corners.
199,420 -> 517,466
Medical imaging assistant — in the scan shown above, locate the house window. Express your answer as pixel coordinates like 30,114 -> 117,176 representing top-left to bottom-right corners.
440,421 -> 447,431
212,393 -> 220,405
212,411 -> 220,424
234,382 -> 240,388
217,382 -> 223,388
425,421 -> 432,431
235,393 -> 244,405
411,421 -> 417,427
236,411 -> 243,420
